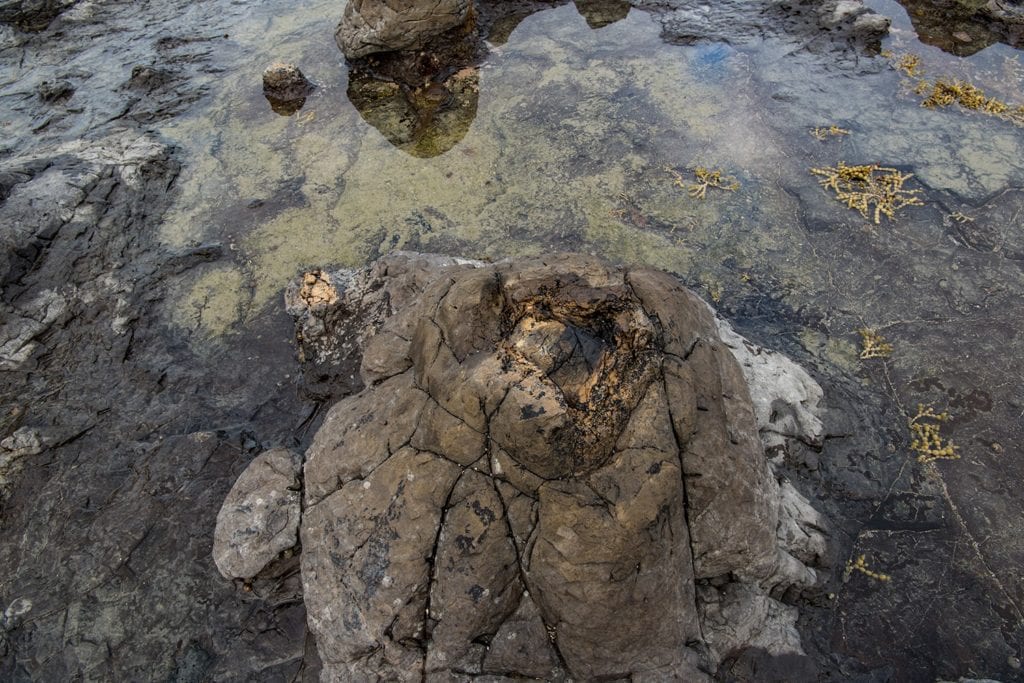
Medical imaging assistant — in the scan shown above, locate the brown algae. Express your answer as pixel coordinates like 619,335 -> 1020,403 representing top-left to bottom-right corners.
810,162 -> 924,224
917,79 -> 1024,127
810,125 -> 851,140
908,404 -> 960,464
858,328 -> 894,359
666,165 -> 739,200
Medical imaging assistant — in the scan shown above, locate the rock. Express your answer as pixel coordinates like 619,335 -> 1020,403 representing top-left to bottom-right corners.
715,316 -> 825,454
0,427 -> 43,500
0,0 -> 76,31
213,448 -> 303,580
35,78 -> 73,102
261,62 -> 313,114
336,0 -> 473,59
221,252 -> 831,679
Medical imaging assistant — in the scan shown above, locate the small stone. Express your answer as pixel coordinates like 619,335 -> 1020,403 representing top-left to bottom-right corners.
36,79 -> 74,103
261,62 -> 312,104
213,448 -> 303,580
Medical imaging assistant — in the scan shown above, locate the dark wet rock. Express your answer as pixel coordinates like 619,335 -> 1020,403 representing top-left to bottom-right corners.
35,78 -> 73,102
0,129 -> 317,679
213,448 -> 303,580
126,64 -> 175,92
336,0 -> 473,59
255,252 -> 831,679
635,0 -> 890,55
0,0 -> 75,31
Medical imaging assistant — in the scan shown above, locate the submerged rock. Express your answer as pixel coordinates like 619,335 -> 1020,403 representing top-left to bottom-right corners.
224,252 -> 830,680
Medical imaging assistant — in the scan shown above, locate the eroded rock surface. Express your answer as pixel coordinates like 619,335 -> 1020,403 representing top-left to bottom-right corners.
336,0 -> 472,59
231,252 -> 830,680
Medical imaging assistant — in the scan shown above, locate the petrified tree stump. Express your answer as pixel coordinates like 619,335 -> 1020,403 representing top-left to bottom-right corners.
216,253 -> 829,681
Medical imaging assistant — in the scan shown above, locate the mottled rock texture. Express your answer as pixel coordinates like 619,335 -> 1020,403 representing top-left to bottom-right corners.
336,0 -> 473,59
250,252 -> 829,680
213,448 -> 303,579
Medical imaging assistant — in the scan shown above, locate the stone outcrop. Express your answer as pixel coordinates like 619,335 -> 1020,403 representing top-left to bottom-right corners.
336,0 -> 473,59
0,0 -> 76,31
223,252 -> 830,680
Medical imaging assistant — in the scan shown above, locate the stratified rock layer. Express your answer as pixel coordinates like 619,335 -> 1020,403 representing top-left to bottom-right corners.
280,253 -> 826,681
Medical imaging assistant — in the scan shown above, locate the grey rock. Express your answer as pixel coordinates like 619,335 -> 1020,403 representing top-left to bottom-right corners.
336,0 -> 472,59
213,448 -> 303,580
715,314 -> 825,453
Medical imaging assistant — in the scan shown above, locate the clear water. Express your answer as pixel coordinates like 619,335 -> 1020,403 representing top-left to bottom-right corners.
153,0 -> 1024,344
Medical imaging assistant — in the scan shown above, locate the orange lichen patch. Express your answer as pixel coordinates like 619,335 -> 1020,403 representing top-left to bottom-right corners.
299,270 -> 339,308
909,404 -> 960,463
810,162 -> 924,224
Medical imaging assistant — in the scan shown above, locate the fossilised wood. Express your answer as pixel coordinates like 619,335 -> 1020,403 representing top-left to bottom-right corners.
223,252 -> 831,680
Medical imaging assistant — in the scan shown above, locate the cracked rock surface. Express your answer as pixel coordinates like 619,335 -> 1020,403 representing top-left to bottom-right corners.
232,252 -> 830,680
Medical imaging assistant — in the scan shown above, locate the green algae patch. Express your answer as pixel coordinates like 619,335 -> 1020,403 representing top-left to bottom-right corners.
172,265 -> 249,339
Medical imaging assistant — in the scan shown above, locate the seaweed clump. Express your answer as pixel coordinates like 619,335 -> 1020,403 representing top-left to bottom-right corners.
666,166 -> 739,200
810,162 -> 924,224
845,554 -> 891,582
917,79 -> 1024,127
908,404 -> 960,463
858,328 -> 893,359
810,125 -> 850,141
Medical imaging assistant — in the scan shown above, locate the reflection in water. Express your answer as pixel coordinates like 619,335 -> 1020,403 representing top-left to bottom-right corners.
574,0 -> 631,28
262,62 -> 315,116
266,95 -> 307,116
346,69 -> 479,157
344,0 -> 631,157
896,0 -> 1023,55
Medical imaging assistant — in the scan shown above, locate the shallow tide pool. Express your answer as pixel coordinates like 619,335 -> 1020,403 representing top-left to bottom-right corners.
158,0 -> 1024,347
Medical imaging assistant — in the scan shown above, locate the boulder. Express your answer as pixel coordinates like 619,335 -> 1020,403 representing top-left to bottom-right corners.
225,252 -> 830,679
335,0 -> 473,59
